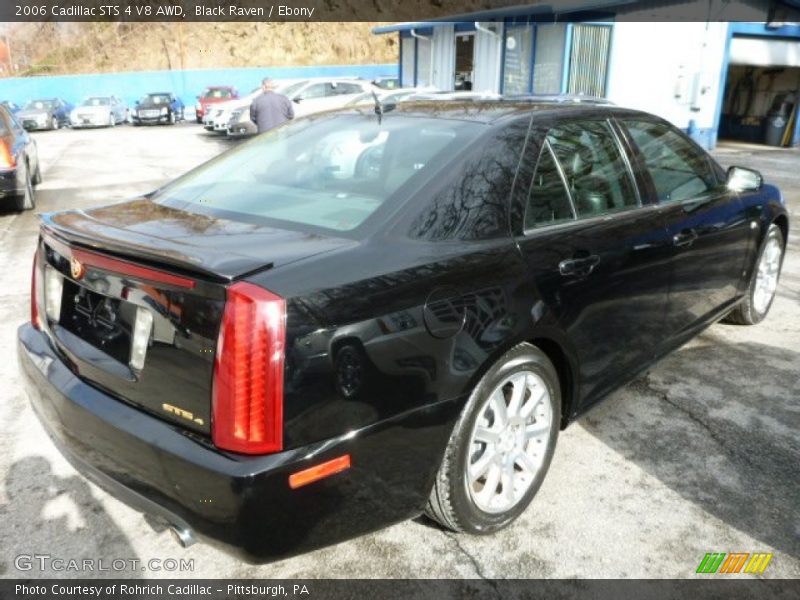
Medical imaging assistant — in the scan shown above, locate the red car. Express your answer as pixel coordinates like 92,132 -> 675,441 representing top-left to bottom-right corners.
195,86 -> 238,123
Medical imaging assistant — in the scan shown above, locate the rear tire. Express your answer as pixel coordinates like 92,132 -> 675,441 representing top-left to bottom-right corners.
31,163 -> 42,186
426,343 -> 560,534
726,224 -> 784,325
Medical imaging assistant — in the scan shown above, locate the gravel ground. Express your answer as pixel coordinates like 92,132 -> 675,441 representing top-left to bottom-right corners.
0,123 -> 797,579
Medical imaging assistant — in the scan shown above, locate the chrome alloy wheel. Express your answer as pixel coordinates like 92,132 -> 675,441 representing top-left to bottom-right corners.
753,235 -> 782,315
465,370 -> 552,514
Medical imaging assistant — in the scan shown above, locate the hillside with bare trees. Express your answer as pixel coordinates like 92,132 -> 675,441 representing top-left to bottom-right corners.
2,22 -> 396,76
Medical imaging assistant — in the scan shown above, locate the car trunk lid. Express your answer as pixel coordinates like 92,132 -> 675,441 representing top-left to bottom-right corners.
37,198 -> 353,436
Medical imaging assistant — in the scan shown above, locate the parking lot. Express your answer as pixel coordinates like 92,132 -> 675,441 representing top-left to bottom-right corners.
0,123 -> 797,579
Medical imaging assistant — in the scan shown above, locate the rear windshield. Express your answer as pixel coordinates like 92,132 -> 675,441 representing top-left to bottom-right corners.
24,100 -> 55,110
153,113 -> 483,236
81,97 -> 111,106
144,94 -> 171,104
202,88 -> 233,99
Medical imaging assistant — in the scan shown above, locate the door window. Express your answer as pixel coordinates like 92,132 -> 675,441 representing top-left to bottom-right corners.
332,83 -> 362,95
524,142 -> 575,229
546,120 -> 639,218
622,119 -> 719,203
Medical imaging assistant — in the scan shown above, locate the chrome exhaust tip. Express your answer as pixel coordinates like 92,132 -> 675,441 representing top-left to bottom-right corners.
169,525 -> 196,548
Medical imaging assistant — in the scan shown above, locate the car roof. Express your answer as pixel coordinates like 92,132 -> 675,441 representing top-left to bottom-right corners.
342,97 -> 621,125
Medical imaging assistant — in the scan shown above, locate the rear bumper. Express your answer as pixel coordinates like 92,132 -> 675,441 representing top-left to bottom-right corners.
0,169 -> 20,198
18,323 -> 455,563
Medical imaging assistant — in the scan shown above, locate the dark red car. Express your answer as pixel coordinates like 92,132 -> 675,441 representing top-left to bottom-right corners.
195,86 -> 238,123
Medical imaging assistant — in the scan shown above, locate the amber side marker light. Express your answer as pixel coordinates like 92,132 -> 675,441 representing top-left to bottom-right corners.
289,455 -> 351,489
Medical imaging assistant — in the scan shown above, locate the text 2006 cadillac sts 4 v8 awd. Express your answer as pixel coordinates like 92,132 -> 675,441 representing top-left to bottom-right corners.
18,100 -> 788,562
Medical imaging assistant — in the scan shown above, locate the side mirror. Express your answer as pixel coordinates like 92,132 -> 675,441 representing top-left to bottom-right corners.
293,96 -> 302,103
726,166 -> 763,192
135,100 -> 140,105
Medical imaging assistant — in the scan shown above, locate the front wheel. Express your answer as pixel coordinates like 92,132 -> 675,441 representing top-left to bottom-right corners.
726,223 -> 784,325
426,343 -> 560,534
50,116 -> 59,130
169,111 -> 176,125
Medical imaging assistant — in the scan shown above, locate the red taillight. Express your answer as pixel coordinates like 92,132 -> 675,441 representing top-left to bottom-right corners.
0,140 -> 15,169
31,249 -> 41,330
212,281 -> 285,454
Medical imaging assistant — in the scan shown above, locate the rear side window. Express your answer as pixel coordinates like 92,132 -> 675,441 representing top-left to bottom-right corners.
409,119 -> 530,241
524,142 -> 574,229
622,119 -> 718,203
546,120 -> 639,218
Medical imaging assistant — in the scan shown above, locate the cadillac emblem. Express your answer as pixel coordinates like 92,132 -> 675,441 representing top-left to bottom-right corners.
70,257 -> 85,280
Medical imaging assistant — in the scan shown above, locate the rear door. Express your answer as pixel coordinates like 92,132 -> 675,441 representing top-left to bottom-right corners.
616,118 -> 751,338
514,114 -> 673,408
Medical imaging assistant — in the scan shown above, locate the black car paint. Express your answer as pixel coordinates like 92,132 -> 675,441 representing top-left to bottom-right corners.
18,102 -> 789,562
132,93 -> 185,125
0,105 -> 39,203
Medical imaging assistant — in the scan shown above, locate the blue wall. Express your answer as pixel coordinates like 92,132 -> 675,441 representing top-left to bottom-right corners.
0,64 -> 397,108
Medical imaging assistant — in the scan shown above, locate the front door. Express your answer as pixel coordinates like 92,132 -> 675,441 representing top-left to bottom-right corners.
513,116 -> 673,409
617,118 -> 752,339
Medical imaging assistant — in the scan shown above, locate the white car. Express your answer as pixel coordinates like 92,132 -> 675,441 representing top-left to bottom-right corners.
70,96 -> 128,128
343,88 -> 427,108
224,80 -> 309,137
401,90 -> 503,102
205,81 -> 299,134
289,79 -> 378,118
226,79 -> 378,137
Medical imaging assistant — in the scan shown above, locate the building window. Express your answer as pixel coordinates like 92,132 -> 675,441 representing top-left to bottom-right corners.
566,24 -> 612,98
417,37 -> 433,87
400,35 -> 415,87
532,23 -> 567,94
503,25 -> 534,94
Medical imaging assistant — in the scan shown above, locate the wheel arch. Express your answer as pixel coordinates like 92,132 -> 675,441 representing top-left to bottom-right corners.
527,336 -> 577,429
773,214 -> 789,248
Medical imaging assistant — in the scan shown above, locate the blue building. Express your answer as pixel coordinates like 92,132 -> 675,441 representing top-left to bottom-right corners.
373,0 -> 800,148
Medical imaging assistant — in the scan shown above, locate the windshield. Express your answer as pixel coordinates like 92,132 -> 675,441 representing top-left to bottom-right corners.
81,97 -> 111,107
278,81 -> 306,98
143,94 -> 171,104
24,100 -> 55,110
202,88 -> 233,99
153,113 -> 483,236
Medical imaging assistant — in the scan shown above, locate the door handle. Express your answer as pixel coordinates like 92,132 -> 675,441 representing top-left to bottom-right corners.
673,228 -> 699,247
559,255 -> 601,277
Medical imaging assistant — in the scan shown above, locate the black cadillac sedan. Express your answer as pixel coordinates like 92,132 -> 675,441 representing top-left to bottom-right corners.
131,92 -> 185,126
18,100 -> 788,562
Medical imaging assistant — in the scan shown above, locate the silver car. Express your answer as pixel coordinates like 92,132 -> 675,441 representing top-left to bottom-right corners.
70,96 -> 128,128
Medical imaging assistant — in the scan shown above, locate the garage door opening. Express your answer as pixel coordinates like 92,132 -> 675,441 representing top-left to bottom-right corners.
719,36 -> 800,147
